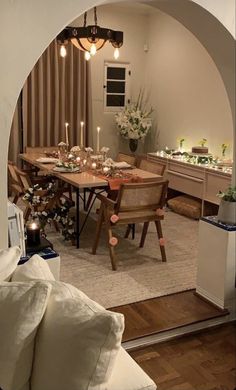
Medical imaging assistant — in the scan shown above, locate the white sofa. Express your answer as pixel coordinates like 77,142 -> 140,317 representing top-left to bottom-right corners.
0,247 -> 157,390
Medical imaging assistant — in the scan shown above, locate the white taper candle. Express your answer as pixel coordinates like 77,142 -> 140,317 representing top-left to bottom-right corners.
97,126 -> 101,152
80,121 -> 84,147
65,122 -> 69,146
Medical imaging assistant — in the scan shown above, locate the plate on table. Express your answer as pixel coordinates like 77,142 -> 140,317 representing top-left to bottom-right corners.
36,157 -> 59,163
113,162 -> 132,169
53,167 -> 81,173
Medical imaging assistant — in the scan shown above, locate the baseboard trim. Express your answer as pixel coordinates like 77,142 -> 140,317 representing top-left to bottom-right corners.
195,286 -> 224,309
122,314 -> 234,351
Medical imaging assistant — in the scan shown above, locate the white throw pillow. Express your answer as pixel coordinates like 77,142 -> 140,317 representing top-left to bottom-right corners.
0,281 -> 52,390
0,246 -> 21,281
31,281 -> 124,390
11,254 -> 55,281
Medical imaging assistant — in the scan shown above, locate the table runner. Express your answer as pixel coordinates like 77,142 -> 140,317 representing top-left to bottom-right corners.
89,170 -> 143,190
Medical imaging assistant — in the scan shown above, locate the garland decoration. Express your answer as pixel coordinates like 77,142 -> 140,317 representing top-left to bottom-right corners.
23,181 -> 76,242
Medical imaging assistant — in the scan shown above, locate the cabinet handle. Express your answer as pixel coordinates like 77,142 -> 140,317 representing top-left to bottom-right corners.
167,170 -> 203,183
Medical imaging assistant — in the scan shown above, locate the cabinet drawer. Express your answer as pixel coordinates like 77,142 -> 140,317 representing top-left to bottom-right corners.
167,170 -> 204,198
168,161 -> 205,180
205,172 -> 231,204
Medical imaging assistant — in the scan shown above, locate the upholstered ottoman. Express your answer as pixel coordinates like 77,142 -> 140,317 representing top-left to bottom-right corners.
167,195 -> 202,219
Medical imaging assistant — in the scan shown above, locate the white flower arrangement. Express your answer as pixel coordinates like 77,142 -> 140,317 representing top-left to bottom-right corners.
115,91 -> 153,140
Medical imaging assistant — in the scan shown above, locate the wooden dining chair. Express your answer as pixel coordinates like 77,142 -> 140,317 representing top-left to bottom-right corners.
92,180 -> 169,270
116,152 -> 136,166
8,160 -> 45,204
85,153 -> 137,212
8,161 -> 24,204
138,158 -> 166,176
15,167 -> 62,229
25,146 -> 58,153
124,157 -> 167,239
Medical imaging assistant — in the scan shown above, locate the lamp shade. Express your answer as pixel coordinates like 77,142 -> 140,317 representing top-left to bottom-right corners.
71,37 -> 106,52
56,7 -> 123,59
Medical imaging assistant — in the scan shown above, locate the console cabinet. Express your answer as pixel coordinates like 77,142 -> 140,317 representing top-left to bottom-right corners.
148,153 -> 232,207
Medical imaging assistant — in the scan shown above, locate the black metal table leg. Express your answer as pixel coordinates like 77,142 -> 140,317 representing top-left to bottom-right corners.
76,188 -> 80,248
83,188 -> 86,210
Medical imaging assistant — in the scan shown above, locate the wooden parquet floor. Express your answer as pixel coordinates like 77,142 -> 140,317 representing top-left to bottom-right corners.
130,323 -> 236,390
111,291 -> 228,342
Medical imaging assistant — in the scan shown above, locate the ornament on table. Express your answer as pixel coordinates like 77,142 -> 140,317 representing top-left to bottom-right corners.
70,145 -> 81,158
103,158 -> 115,168
58,141 -> 68,161
100,146 -> 110,161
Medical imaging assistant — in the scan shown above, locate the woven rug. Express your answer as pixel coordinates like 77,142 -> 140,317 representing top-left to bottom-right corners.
46,208 -> 198,308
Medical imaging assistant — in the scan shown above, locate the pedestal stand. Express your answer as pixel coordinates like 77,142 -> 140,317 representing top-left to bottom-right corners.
196,216 -> 236,310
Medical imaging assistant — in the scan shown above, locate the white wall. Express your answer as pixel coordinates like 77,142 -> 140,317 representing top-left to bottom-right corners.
73,5 -> 233,158
144,9 -> 234,157
73,5 -> 149,158
191,0 -> 235,37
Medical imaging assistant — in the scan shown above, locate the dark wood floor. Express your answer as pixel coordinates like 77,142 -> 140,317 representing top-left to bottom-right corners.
129,323 -> 236,390
111,290 -> 228,342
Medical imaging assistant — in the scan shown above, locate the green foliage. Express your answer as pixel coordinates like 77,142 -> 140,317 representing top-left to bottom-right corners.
217,186 -> 236,202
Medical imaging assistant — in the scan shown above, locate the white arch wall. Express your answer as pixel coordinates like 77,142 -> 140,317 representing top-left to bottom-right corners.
191,0 -> 235,37
0,0 -> 235,249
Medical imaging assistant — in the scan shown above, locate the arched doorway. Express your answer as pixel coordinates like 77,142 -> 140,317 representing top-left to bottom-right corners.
0,0 -> 235,249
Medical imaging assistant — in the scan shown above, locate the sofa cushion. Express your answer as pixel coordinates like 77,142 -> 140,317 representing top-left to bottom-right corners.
0,246 -> 21,281
107,347 -> 157,390
31,281 -> 124,390
0,281 -> 52,390
11,254 -> 55,282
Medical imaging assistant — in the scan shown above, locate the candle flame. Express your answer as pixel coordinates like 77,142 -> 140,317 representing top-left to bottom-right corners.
97,126 -> 101,133
65,122 -> 69,127
31,222 -> 37,230
80,121 -> 84,126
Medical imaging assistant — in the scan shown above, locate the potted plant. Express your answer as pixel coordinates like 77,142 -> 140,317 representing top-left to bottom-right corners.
217,186 -> 236,225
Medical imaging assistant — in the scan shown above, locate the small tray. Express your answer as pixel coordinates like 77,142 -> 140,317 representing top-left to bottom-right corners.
53,167 -> 81,173
36,157 -> 59,163
188,152 -> 212,157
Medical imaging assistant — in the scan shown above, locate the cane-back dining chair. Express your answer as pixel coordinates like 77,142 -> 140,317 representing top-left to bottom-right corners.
25,146 -> 58,153
138,158 -> 166,176
8,161 -> 24,204
15,167 -> 63,229
116,152 -> 136,166
92,180 -> 169,270
8,160 -> 45,205
125,157 -> 167,239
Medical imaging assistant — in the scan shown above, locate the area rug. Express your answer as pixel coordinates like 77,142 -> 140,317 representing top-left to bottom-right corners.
47,208 -> 198,308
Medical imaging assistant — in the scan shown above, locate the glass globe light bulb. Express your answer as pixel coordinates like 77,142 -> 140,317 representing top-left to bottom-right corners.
114,48 -> 120,60
90,43 -> 97,56
84,51 -> 91,61
60,45 -> 67,58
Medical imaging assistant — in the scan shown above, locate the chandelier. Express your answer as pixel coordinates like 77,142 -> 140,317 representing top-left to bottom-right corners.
57,7 -> 123,60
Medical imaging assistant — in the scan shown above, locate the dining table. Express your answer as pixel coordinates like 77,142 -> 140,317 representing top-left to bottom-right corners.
19,152 -> 163,248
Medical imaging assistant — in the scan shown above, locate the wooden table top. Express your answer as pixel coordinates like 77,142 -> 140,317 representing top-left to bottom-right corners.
20,152 -> 162,189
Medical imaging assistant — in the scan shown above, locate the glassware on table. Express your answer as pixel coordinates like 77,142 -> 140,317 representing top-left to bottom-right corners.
58,142 -> 68,162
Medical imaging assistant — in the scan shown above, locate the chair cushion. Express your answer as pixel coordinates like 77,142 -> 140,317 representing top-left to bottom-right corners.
31,281 -> 124,390
11,254 -> 55,282
0,246 -> 21,281
167,195 -> 202,219
0,281 -> 51,390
